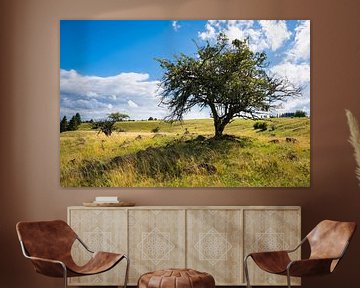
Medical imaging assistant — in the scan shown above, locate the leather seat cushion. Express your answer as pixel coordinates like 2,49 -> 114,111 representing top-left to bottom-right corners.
138,268 -> 215,288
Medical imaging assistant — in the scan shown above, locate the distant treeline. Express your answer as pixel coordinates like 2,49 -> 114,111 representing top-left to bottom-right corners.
60,113 -> 81,132
60,113 -> 162,133
278,110 -> 307,118
60,110 -> 308,133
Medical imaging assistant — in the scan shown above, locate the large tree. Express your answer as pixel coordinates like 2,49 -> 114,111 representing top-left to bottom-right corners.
157,34 -> 302,138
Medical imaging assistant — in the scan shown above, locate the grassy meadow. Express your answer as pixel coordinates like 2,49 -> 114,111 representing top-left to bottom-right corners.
60,118 -> 310,187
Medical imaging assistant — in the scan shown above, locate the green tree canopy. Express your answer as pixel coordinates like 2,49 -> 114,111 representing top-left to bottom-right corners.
108,112 -> 130,122
74,112 -> 82,126
67,115 -> 78,131
92,112 -> 129,137
60,116 -> 68,133
157,34 -> 302,138
294,110 -> 307,117
97,120 -> 115,136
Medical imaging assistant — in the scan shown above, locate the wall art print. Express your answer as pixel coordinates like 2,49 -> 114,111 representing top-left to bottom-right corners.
60,20 -> 310,188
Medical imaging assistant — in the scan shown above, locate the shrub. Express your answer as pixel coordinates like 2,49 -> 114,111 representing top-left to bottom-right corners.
98,121 -> 115,136
91,121 -> 101,129
253,122 -> 268,131
151,126 -> 160,133
91,120 -> 115,136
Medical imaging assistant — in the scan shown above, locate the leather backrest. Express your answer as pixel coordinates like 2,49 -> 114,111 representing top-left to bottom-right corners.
307,220 -> 356,260
16,220 -> 77,261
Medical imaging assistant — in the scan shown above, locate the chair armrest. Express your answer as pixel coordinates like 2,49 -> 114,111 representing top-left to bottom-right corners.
287,258 -> 335,277
26,255 -> 67,278
19,240 -> 67,277
285,237 -> 307,253
248,250 -> 289,256
246,251 -> 291,274
26,255 -> 65,265
247,250 -> 291,261
76,236 -> 94,253
245,237 -> 306,259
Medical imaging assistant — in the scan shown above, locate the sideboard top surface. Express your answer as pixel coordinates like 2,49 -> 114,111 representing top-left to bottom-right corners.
68,205 -> 301,210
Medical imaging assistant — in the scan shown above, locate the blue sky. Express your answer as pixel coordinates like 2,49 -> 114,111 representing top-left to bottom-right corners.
60,20 -> 310,120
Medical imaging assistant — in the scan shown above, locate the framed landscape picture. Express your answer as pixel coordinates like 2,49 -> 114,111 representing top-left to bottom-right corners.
60,20 -> 310,187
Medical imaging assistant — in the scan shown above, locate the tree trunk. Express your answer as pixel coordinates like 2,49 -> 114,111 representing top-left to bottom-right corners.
210,104 -> 232,139
213,113 -> 234,139
214,119 -> 226,139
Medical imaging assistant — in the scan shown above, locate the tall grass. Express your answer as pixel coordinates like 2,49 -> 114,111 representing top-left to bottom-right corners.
60,118 -> 310,187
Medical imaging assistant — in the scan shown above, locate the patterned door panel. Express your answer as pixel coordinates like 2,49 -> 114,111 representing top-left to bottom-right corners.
187,209 -> 243,285
128,209 -> 186,284
68,208 -> 127,286
244,209 -> 301,286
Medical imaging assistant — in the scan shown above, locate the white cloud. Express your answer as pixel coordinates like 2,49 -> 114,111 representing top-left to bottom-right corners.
199,22 -> 218,40
128,100 -> 138,108
182,106 -> 211,120
286,20 -> 310,62
60,69 -> 157,98
60,69 -> 213,121
277,90 -> 310,115
270,62 -> 310,88
172,20 -> 181,31
198,20 -> 291,52
86,91 -> 98,97
259,20 -> 292,51
60,69 -> 169,120
270,61 -> 310,115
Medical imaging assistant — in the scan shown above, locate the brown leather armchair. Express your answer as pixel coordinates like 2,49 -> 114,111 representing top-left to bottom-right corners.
16,220 -> 129,288
244,220 -> 356,288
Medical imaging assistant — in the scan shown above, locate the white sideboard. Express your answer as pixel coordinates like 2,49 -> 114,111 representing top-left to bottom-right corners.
67,206 -> 301,286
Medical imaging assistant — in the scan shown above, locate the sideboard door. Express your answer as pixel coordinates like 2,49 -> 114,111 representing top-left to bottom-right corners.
243,208 -> 301,286
68,208 -> 127,286
186,209 -> 243,285
128,209 -> 186,284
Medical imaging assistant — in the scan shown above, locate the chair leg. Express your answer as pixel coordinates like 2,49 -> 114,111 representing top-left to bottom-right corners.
62,264 -> 68,288
244,255 -> 252,288
286,269 -> 291,288
123,255 -> 130,288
